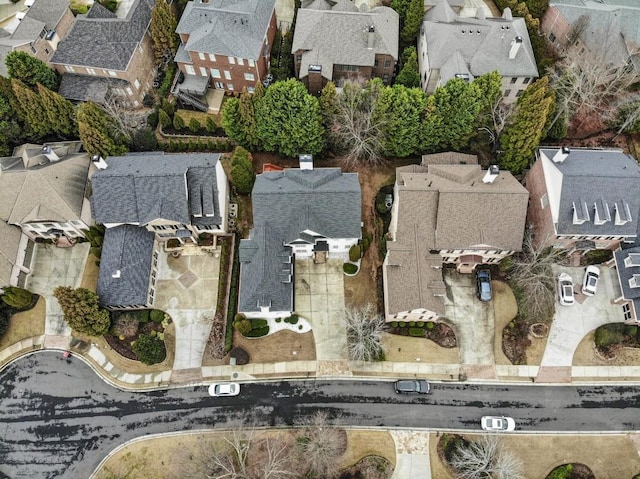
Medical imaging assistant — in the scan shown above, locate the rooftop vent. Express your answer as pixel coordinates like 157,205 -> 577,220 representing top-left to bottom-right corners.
630,274 -> 640,288
91,154 -> 108,170
552,146 -> 570,163
482,165 -> 500,184
42,145 -> 60,162
112,270 -> 121,279
615,200 -> 632,225
309,64 -> 322,72
367,25 -> 375,50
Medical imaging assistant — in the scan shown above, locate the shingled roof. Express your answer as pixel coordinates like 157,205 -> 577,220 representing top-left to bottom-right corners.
90,152 -> 222,227
51,0 -> 153,70
176,0 -> 276,60
292,5 -> 399,80
0,221 -> 22,288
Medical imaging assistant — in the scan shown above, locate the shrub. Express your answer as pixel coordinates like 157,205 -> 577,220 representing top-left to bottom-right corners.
136,309 -> 150,323
1,287 -> 33,309
440,434 -> 469,465
343,263 -> 358,275
426,321 -> 435,330
361,232 -> 373,252
284,314 -> 299,324
626,325 -> 638,338
417,321 -> 424,327
132,333 -> 166,365
595,323 -> 626,348
547,464 -> 574,479
147,110 -> 159,129
245,326 -> 269,337
173,113 -> 185,130
349,244 -> 361,262
409,327 -> 424,337
159,109 -> 172,128
111,314 -> 139,339
409,321 -> 416,327
0,310 -> 10,339
391,321 -> 398,328
399,321 -> 406,327
161,98 -> 175,117
250,318 -> 268,329
275,317 -> 282,323
233,317 -> 252,335
584,249 -> 613,265
230,347 -> 249,365
205,116 -> 217,133
188,117 -> 201,133
150,309 -> 165,323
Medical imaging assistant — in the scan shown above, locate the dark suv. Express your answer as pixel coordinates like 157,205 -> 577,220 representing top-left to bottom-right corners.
476,270 -> 492,302
394,380 -> 430,394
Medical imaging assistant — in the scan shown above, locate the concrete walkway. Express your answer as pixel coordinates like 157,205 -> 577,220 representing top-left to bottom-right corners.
295,258 -> 350,376
25,243 -> 90,343
538,266 -> 624,382
390,430 -> 432,479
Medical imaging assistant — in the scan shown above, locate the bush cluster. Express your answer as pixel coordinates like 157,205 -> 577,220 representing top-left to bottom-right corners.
132,333 -> 166,365
343,263 -> 358,275
349,244 -> 361,262
595,323 -> 626,348
1,287 -> 33,310
150,309 -> 165,323
408,327 -> 424,337
284,314 -> 299,324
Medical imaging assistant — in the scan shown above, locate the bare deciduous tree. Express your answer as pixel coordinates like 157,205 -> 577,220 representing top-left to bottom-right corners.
328,80 -> 387,168
101,93 -> 136,142
344,304 -> 387,362
450,435 -> 524,479
478,99 -> 515,151
296,411 -> 348,479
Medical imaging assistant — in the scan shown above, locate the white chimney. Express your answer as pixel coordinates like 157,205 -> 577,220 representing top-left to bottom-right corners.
502,7 -> 512,21
112,270 -> 121,279
92,154 -> 108,170
42,145 -> 60,162
299,154 -> 313,170
509,36 -> 523,59
367,25 -> 375,50
482,165 -> 500,184
552,146 -> 570,163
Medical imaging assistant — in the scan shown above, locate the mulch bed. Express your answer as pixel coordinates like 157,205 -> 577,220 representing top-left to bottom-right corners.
339,455 -> 394,479
502,315 -> 532,365
388,322 -> 457,348
104,321 -> 166,361
545,463 -> 595,479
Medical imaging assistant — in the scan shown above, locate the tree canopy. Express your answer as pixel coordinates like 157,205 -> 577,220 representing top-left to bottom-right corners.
53,286 -> 111,336
150,0 -> 178,65
77,101 -> 128,158
5,51 -> 58,90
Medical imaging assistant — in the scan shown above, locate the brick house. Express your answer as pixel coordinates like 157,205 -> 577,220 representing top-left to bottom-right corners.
418,1 -> 538,103
174,0 -> 277,102
292,1 -> 398,94
50,0 -> 155,107
383,154 -> 528,322
0,0 -> 74,78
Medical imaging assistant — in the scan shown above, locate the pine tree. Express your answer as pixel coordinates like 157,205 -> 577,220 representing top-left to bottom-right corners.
11,79 -> 50,139
173,112 -> 185,130
500,77 -> 553,174
401,0 -> 424,44
230,146 -> 255,194
77,101 -> 128,158
37,83 -> 77,138
238,87 -> 260,149
188,117 -> 201,133
319,82 -> 339,132
395,47 -> 420,88
53,286 -> 111,336
159,109 -> 172,128
150,0 -> 178,64
5,51 -> 57,90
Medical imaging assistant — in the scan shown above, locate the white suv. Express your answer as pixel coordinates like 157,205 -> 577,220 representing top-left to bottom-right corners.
557,273 -> 575,306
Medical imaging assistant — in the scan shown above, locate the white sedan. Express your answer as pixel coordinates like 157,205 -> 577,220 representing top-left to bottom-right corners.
481,416 -> 516,432
582,265 -> 600,296
208,382 -> 240,397
557,272 -> 575,306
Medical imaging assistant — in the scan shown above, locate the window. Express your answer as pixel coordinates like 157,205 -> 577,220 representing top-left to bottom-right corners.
65,65 -> 75,73
198,52 -> 205,60
30,45 -> 37,54
374,59 -> 379,67
227,83 -> 234,90
384,60 -> 391,68
504,89 -> 511,97
45,48 -> 50,55
209,53 -> 216,62
224,70 -> 231,80
214,81 -> 224,89
540,193 -> 549,209
108,70 -> 117,77
296,55 -> 302,62
244,73 -> 255,81
134,78 -> 140,89
237,58 -> 244,65
382,74 -> 389,82
623,303 -> 633,321
210,68 -> 221,78
579,47 -> 585,55
549,33 -> 556,43
248,86 -> 255,93
228,56 -> 235,64
248,59 -> 255,67
516,90 -> 523,97
510,77 -> 517,84
126,87 -> 133,96
523,77 -> 531,84
185,64 -> 195,75
199,66 -> 207,76
86,68 -> 96,75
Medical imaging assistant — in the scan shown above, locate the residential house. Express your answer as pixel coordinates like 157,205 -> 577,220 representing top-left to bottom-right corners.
384,154 -> 528,321
292,1 -> 398,93
0,0 -> 74,78
90,152 -> 228,309
541,0 -> 640,70
0,141 -> 93,287
524,147 -> 640,252
50,0 -> 155,107
417,1 -> 538,102
614,247 -> 640,322
238,158 -> 361,318
174,0 -> 277,105
424,0 -> 491,18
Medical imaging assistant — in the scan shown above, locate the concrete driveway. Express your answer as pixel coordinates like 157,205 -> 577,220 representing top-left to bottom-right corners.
540,265 -> 624,369
153,249 -> 220,372
294,258 -> 348,375
25,243 -> 90,342
444,269 -> 496,377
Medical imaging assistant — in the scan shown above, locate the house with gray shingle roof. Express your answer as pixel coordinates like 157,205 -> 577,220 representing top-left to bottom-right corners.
0,0 -> 74,78
238,160 -> 361,318
384,155 -> 528,322
614,247 -> 640,322
50,0 -> 155,107
541,0 -> 640,71
174,0 -> 277,100
292,1 -> 398,93
91,152 -> 229,310
0,140 -> 92,288
418,2 -> 538,103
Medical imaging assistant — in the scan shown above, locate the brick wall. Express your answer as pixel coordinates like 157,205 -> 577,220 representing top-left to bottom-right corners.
524,156 -> 556,249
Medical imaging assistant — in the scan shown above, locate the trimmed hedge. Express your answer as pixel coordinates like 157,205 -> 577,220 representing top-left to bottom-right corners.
250,318 -> 268,329
343,263 -> 358,274
349,244 -> 361,262
150,309 -> 164,323
245,326 -> 269,337
409,327 -> 425,337
284,314 -> 299,324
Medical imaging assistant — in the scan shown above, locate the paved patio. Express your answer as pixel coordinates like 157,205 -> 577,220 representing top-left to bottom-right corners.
153,248 -> 220,372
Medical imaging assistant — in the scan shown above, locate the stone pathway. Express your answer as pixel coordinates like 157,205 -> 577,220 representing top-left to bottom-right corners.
390,430 -> 432,479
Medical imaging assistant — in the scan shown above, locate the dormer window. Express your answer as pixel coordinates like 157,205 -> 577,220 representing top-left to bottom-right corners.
629,274 -> 640,288
572,200 -> 589,225
593,199 -> 610,225
615,200 -> 632,225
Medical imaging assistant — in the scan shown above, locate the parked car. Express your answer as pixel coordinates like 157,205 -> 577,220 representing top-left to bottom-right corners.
394,379 -> 430,394
557,272 -> 575,306
481,416 -> 516,432
476,270 -> 492,302
582,265 -> 600,296
208,382 -> 240,397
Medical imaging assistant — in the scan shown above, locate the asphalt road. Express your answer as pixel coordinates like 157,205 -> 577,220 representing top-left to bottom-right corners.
2,352 -> 640,478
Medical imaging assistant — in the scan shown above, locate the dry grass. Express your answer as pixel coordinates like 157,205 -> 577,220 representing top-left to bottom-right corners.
80,254 -> 100,292
95,429 -> 395,479
492,281 -> 518,365
221,329 -> 316,365
175,109 -> 221,128
73,322 -> 176,374
430,432 -> 640,479
382,332 -> 458,364
0,297 -> 46,350
573,330 -> 640,367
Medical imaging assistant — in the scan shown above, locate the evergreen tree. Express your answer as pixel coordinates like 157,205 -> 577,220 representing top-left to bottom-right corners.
77,101 -> 128,158
173,112 -> 185,130
473,71 -> 503,113
1,286 -> 33,310
319,81 -> 339,132
158,109 -> 172,128
5,51 -> 58,90
238,86 -> 261,149
188,117 -> 200,133
391,0 -> 412,26
11,79 -> 50,139
150,0 -> 178,64
256,79 -> 325,157
37,83 -> 77,138
401,0 -> 424,44
500,77 -> 553,174
205,116 -> 216,133
221,98 -> 245,144
395,47 -> 421,88
52,286 -> 111,336
230,146 -> 256,194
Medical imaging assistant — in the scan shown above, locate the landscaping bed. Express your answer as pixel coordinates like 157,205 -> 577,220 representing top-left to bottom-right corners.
545,463 -> 595,479
594,322 -> 640,359
502,315 -> 532,365
103,309 -> 171,364
387,321 -> 457,348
